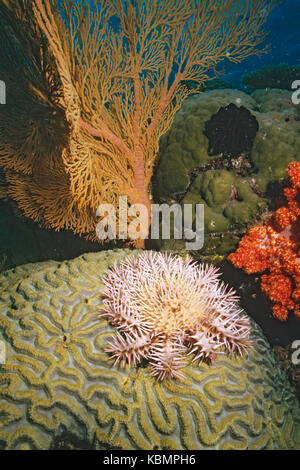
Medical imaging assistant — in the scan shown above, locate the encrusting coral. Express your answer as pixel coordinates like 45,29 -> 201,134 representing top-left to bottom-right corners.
101,251 -> 251,380
0,249 -> 300,450
0,0 -> 280,244
228,162 -> 300,321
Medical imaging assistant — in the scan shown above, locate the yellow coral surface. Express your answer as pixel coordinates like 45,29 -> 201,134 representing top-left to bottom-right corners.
0,249 -> 300,450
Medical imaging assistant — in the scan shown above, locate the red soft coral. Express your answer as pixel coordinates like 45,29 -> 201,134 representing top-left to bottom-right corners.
228,161 -> 300,321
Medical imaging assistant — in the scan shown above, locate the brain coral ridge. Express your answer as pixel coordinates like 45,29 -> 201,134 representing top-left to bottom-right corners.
0,249 -> 300,450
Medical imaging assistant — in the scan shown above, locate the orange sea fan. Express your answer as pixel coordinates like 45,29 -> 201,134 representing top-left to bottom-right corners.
6,167 -> 96,235
0,103 -> 68,176
0,0 -> 281,244
0,170 -> 8,201
228,161 -> 300,321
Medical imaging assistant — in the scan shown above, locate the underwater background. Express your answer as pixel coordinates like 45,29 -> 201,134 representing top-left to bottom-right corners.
1,0 -> 300,268
0,0 -> 300,451
223,0 -> 300,88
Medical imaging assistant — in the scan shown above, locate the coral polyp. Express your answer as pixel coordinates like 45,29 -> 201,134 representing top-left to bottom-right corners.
101,251 -> 252,380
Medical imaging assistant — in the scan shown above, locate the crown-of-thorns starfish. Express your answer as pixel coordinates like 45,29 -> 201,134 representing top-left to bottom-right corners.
101,251 -> 252,380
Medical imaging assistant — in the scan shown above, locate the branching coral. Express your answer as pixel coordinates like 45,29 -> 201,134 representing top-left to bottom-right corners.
101,251 -> 252,380
228,161 -> 300,321
0,0 -> 280,245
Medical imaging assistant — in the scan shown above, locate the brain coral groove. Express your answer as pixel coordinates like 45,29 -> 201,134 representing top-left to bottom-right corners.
0,249 -> 300,450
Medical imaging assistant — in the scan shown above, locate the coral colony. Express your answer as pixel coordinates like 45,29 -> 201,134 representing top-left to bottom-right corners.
101,251 -> 252,380
229,162 -> 300,321
0,0 -> 279,247
1,250 -> 300,450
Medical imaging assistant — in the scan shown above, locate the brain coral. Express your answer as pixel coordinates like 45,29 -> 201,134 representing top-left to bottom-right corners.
0,249 -> 300,450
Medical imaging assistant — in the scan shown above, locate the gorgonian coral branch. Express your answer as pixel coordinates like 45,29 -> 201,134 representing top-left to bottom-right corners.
0,0 -> 280,245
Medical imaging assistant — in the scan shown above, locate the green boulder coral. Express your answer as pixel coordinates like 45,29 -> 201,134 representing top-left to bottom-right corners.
0,249 -> 300,450
155,89 -> 300,199
242,65 -> 300,91
155,89 -> 257,199
154,88 -> 300,255
189,170 -> 264,227
250,89 -> 300,191
157,170 -> 266,255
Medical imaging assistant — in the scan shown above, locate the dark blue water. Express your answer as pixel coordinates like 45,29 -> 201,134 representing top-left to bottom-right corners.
223,0 -> 300,88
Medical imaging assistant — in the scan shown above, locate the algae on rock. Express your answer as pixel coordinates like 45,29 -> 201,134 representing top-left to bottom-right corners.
0,249 -> 300,450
